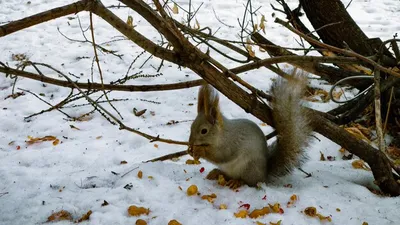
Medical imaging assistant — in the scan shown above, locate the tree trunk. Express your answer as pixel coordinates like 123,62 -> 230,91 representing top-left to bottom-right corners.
300,0 -> 400,138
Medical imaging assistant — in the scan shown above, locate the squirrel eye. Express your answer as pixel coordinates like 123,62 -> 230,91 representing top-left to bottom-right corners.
201,128 -> 208,134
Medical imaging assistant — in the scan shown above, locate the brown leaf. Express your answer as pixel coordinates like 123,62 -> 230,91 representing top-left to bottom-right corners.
52,139 -> 60,146
120,160 -> 128,164
352,159 -> 371,171
172,3 -> 179,14
133,108 -> 147,117
320,151 -> 326,161
46,210 -> 72,222
76,210 -> 92,223
101,200 -> 109,207
137,170 -> 143,179
70,125 -> 80,130
136,219 -> 147,225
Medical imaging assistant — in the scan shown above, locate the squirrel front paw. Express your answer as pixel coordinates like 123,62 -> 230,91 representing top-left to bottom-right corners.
206,169 -> 243,189
188,145 -> 207,161
206,168 -> 226,180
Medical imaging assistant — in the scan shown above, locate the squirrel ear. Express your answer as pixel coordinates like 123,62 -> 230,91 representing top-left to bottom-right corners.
198,84 -> 223,126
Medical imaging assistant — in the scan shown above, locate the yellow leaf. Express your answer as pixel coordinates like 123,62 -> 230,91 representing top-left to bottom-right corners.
269,220 -> 282,225
52,139 -> 60,146
201,193 -> 217,203
260,15 -> 266,34
186,185 -> 198,196
249,207 -> 270,218
352,159 -> 371,171
127,205 -> 150,216
172,3 -> 179,14
127,15 -> 134,28
219,204 -> 227,210
168,220 -> 182,225
137,170 -> 143,179
194,19 -> 200,30
234,210 -> 248,218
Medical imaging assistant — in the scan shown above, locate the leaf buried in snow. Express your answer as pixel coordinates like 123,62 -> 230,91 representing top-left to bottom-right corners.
133,108 -> 147,117
46,210 -> 73,222
52,139 -> 60,146
135,219 -> 147,225
75,210 -> 92,223
269,220 -> 282,225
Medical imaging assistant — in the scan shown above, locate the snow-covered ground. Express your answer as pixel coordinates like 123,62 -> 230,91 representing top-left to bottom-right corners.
1,0 -> 399,224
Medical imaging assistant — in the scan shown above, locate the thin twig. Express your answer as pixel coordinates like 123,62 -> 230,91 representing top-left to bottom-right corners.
144,150 -> 188,162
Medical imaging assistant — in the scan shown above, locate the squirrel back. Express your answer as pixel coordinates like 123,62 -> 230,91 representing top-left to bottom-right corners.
188,72 -> 311,186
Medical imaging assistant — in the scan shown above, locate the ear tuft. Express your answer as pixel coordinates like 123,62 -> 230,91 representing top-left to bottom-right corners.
197,84 -> 223,126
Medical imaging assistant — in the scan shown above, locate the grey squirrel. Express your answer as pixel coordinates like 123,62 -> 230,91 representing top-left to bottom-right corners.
188,73 -> 311,188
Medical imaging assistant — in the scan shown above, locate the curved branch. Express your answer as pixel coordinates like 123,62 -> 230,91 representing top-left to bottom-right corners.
0,0 -> 91,37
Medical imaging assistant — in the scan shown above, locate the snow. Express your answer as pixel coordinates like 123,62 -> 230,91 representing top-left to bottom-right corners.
0,0 -> 399,224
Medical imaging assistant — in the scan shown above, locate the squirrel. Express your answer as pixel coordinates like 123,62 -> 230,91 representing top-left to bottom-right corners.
188,73 -> 311,188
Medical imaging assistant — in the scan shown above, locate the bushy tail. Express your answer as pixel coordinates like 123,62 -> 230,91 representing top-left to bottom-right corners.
267,72 -> 311,178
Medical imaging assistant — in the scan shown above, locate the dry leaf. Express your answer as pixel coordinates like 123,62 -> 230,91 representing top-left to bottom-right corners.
101,200 -> 109,207
52,139 -> 60,146
268,203 -> 281,213
194,19 -> 200,30
260,15 -> 266,33
138,170 -> 143,179
304,206 -> 331,222
172,3 -> 179,14
345,127 -> 370,143
47,210 -> 72,222
26,135 -> 57,145
219,204 -> 227,210
246,38 -> 255,57
249,207 -> 270,218
120,160 -> 128,164
336,208 -> 341,212
320,151 -> 326,161
168,220 -> 182,225
136,219 -> 147,225
96,136 -> 102,140
126,15 -> 135,28
269,220 -> 282,225
70,125 -> 80,130
133,108 -> 147,117
217,174 -> 226,186
234,210 -> 248,218
127,205 -> 150,216
185,159 -> 201,165
187,185 -> 198,196
287,194 -> 298,207
201,193 -> 217,203
387,146 -> 400,160
352,159 -> 371,171
76,210 -> 92,223
304,207 -> 317,217
256,222 -> 266,225
362,222 -> 368,225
